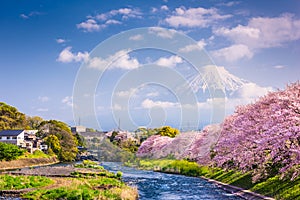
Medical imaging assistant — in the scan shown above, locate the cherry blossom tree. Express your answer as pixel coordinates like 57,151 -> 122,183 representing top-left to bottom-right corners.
212,82 -> 300,181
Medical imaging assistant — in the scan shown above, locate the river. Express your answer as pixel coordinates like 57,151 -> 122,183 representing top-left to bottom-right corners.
101,162 -> 244,200
1,162 -> 244,200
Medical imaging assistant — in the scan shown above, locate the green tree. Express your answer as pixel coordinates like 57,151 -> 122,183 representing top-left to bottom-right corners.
109,131 -> 119,142
157,126 -> 180,138
26,116 -> 43,129
0,142 -> 25,161
75,133 -> 86,147
38,120 -> 78,161
0,102 -> 27,130
120,139 -> 139,153
44,135 -> 61,154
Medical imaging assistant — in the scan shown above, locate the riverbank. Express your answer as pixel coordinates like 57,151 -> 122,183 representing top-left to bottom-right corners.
0,156 -> 59,170
1,161 -> 138,199
126,159 -> 300,200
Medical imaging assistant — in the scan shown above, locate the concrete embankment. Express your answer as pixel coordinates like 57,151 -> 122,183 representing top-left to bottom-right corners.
0,156 -> 59,170
154,167 -> 274,200
201,177 -> 274,200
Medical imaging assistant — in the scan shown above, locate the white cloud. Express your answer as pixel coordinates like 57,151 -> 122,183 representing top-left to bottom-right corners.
116,8 -> 132,15
77,19 -> 102,32
112,104 -> 122,111
197,98 -> 226,110
38,96 -> 49,102
36,108 -> 49,112
115,8 -> 142,19
20,14 -> 29,19
179,39 -> 207,52
156,55 -> 183,67
20,11 -> 44,19
62,96 -> 73,107
146,92 -> 159,97
197,83 -> 272,112
233,83 -> 273,99
57,47 -> 139,70
165,6 -> 231,28
151,7 -> 158,13
115,88 -> 137,98
96,7 -> 142,21
161,5 -> 169,11
148,27 -> 177,39
106,19 -> 121,25
273,65 -> 286,69
129,34 -> 143,41
141,99 -> 180,109
88,57 -> 108,70
96,13 -> 107,21
88,49 -> 140,70
214,14 -> 300,49
78,8 -> 141,32
57,46 -> 89,63
56,38 -> 66,44
218,1 -> 240,7
214,25 -> 260,40
113,54 -> 139,70
212,44 -> 253,62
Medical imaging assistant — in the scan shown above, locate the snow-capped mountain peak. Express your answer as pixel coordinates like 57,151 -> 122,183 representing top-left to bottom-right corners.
189,65 -> 249,93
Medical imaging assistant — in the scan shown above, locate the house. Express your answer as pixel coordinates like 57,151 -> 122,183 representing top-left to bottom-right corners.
0,130 -> 26,146
71,126 -> 86,133
0,129 -> 44,153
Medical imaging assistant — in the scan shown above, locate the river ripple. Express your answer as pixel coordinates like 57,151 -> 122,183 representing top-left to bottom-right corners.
101,162 -> 244,200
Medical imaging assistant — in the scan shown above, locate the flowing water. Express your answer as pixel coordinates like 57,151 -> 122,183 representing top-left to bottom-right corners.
1,162 -> 244,199
102,162 -> 244,200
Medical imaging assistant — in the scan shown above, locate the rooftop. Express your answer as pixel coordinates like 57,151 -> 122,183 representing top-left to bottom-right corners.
0,130 -> 24,136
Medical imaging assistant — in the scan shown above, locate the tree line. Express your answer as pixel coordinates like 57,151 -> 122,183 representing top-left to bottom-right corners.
0,102 -> 83,162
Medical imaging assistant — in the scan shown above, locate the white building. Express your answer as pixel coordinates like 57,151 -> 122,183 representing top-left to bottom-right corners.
71,126 -> 86,133
0,130 -> 41,153
0,130 -> 27,146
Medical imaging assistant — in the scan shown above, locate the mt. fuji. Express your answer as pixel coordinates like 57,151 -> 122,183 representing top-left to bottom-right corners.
190,65 -> 273,114
189,65 -> 250,94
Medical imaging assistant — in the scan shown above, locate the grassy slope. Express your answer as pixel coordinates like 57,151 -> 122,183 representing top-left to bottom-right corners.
0,150 -> 59,170
0,162 -> 138,200
0,175 -> 53,190
22,163 -> 138,200
131,159 -> 300,200
0,156 -> 59,170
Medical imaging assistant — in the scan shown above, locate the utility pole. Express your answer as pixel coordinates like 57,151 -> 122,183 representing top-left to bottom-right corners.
118,118 -> 121,130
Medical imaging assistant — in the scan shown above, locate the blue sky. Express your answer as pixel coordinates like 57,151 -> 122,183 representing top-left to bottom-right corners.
1,0 -> 300,131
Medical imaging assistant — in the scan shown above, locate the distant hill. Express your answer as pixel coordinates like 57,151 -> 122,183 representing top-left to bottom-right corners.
0,102 -> 27,130
0,101 -> 80,162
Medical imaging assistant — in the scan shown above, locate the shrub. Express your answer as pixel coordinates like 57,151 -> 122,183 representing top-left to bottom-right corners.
157,126 -> 180,138
0,142 -> 25,161
83,159 -> 97,166
116,171 -> 123,178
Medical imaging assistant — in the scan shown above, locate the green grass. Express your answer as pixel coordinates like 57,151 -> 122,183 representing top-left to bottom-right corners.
134,159 -> 300,200
74,159 -> 106,171
0,175 -> 53,190
251,176 -> 300,200
18,164 -> 136,200
23,186 -> 101,200
22,176 -> 135,200
18,150 -> 51,159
